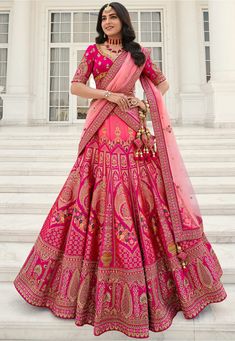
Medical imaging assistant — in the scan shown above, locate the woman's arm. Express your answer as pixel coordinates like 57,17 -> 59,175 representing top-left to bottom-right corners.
70,82 -> 131,112
157,80 -> 170,96
70,82 -> 107,99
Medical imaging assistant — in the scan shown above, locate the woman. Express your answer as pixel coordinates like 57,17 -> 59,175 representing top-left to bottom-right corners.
14,2 -> 227,339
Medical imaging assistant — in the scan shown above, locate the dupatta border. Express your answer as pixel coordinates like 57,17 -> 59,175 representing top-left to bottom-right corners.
99,50 -> 129,89
140,75 -> 203,242
77,101 -> 116,156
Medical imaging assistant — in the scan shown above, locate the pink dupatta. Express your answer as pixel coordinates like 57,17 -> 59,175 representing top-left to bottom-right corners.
77,47 -> 204,245
140,74 -> 204,243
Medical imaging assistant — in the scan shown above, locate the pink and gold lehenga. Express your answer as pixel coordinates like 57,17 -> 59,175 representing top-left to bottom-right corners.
13,43 -> 227,338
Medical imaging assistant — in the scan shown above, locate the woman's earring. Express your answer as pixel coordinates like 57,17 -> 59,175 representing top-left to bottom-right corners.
103,33 -> 106,38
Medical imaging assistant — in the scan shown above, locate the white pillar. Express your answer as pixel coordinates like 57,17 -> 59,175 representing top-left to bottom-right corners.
177,0 -> 204,125
204,0 -> 235,127
1,0 -> 32,125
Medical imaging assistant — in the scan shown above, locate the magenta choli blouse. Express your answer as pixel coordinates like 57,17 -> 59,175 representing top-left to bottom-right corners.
71,43 -> 166,87
71,44 -> 167,143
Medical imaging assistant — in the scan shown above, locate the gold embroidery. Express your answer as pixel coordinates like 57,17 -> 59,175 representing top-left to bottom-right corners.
168,242 -> 177,255
101,251 -> 112,267
91,180 -> 106,225
68,269 -> 80,302
152,62 -> 166,85
73,55 -> 89,83
196,258 -> 214,289
115,184 -> 132,227
33,264 -> 42,276
95,72 -> 108,81
115,126 -> 121,139
121,283 -> 133,318
77,273 -> 91,309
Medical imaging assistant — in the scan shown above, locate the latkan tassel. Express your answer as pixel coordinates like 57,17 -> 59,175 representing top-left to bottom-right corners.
139,150 -> 144,160
176,244 -> 189,274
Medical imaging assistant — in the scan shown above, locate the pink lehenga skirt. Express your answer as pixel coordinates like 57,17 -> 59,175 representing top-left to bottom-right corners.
13,113 -> 227,339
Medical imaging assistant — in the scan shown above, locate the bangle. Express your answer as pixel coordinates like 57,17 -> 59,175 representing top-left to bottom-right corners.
104,90 -> 111,99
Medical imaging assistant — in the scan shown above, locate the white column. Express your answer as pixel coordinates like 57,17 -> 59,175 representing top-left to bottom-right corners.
1,0 -> 32,125
204,0 -> 235,127
177,0 -> 204,125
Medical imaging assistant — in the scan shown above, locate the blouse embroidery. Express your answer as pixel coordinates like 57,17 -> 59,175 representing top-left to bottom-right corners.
71,44 -> 167,87
141,49 -> 167,86
71,45 -> 95,84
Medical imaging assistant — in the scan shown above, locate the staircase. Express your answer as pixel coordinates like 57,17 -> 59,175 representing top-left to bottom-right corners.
0,125 -> 234,340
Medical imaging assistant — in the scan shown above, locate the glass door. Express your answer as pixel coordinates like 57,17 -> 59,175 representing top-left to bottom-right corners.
71,46 -> 95,123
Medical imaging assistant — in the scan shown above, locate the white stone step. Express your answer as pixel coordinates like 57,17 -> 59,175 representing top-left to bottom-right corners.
185,162 -> 235,176
0,162 -> 72,176
0,125 -> 235,138
0,176 -> 66,193
0,214 -> 45,242
0,148 -> 235,162
0,214 -> 234,243
0,281 -> 233,340
0,149 -> 77,162
0,140 -> 79,150
0,242 -> 234,283
191,177 -> 235,193
202,215 -> 235,243
0,161 -> 235,176
0,192 -> 234,215
196,193 -> 235,215
0,175 -> 235,194
1,138 -> 235,150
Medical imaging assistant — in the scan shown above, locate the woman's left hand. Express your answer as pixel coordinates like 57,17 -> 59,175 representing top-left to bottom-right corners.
127,96 -> 146,111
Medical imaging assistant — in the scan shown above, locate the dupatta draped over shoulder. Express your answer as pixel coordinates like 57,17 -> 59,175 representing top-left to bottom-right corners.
72,44 -> 204,256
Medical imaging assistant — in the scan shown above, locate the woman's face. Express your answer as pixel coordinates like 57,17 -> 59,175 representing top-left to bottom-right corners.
101,7 -> 122,38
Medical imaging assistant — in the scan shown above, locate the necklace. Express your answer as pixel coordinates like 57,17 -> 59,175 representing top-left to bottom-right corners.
107,37 -> 122,45
105,44 -> 123,53
104,43 -> 123,54
104,37 -> 123,53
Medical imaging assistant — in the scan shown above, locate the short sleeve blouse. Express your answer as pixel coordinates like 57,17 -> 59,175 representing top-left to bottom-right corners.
141,48 -> 167,86
71,44 -> 167,86
71,44 -> 95,84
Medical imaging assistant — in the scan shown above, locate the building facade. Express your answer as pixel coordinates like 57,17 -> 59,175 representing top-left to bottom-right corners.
0,0 -> 234,127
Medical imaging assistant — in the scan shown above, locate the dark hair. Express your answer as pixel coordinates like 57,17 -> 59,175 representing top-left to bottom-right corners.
95,2 -> 146,67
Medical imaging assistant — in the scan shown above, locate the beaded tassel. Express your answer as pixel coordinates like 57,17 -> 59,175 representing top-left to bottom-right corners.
176,243 -> 188,274
133,100 -> 157,160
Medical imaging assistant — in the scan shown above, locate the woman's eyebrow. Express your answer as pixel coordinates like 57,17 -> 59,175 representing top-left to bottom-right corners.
101,13 -> 116,18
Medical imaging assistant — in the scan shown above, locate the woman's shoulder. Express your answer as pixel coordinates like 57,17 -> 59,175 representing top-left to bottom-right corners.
140,45 -> 151,57
85,43 -> 97,53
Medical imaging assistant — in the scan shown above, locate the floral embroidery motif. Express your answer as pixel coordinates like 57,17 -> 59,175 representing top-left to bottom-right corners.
71,54 -> 89,83
141,51 -> 167,86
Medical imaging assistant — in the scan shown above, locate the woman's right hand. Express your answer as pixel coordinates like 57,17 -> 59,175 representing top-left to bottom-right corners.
104,91 -> 130,112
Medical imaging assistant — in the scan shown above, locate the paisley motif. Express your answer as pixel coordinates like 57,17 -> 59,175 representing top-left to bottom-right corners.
114,183 -> 132,227
77,273 -> 91,309
121,283 -> 133,318
196,257 -> 214,289
68,269 -> 80,302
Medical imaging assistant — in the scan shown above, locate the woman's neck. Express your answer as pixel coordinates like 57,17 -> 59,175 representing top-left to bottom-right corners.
106,36 -> 122,45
